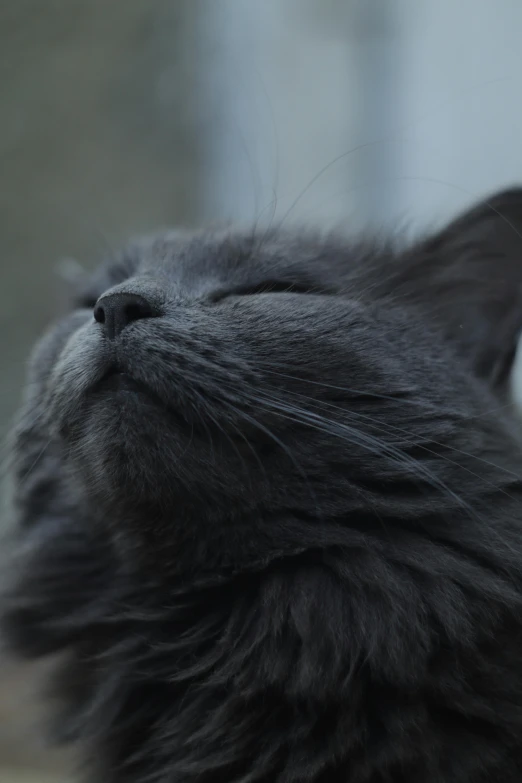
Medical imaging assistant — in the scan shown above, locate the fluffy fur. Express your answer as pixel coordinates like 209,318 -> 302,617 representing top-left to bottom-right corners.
4,189 -> 522,781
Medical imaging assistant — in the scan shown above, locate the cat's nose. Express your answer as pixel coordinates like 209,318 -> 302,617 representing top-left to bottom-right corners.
93,292 -> 158,339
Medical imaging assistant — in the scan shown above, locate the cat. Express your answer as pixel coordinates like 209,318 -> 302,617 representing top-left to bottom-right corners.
4,188 -> 522,782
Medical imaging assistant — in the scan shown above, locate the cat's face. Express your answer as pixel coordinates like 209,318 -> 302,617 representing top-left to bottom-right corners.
17,191 -> 522,574
30,232 -> 412,509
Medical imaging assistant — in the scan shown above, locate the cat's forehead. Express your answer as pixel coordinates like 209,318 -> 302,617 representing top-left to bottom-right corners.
126,229 -> 332,284
79,228 -> 351,306
133,230 -> 258,281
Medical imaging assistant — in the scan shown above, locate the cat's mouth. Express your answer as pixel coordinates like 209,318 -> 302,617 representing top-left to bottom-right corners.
97,368 -> 155,398
93,366 -> 194,432
90,366 -> 267,450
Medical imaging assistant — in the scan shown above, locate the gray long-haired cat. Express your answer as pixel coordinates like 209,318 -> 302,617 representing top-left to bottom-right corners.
4,189 -> 522,782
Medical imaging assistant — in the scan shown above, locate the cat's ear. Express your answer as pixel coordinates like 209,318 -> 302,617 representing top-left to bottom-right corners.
55,257 -> 88,288
54,257 -> 91,309
407,188 -> 522,388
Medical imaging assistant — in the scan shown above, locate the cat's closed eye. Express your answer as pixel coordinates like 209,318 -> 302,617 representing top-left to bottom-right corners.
73,257 -> 140,311
76,293 -> 98,310
210,279 -> 329,302
233,280 -> 320,296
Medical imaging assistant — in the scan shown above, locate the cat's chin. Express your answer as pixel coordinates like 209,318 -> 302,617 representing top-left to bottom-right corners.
52,389 -> 211,516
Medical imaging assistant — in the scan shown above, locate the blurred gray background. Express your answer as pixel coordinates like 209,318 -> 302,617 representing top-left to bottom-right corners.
2,1 -> 522,780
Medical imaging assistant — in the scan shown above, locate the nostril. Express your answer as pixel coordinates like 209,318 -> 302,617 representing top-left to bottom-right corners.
93,303 -> 106,324
124,302 -> 150,322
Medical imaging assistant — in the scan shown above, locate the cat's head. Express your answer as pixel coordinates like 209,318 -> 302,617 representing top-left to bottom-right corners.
15,189 -> 522,576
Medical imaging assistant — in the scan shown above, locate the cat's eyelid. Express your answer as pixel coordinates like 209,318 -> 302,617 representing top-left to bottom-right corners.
207,280 -> 319,303
72,262 -> 138,310
230,280 -> 321,297
76,298 -> 97,310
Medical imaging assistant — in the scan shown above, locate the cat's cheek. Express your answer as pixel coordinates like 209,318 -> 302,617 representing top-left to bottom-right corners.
22,310 -> 92,405
45,323 -> 112,439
